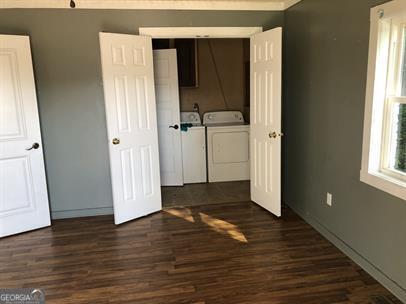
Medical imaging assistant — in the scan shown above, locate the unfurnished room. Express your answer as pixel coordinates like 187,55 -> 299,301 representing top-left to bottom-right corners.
0,0 -> 405,303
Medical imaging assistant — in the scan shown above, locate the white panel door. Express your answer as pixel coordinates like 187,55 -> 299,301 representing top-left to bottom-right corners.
250,28 -> 282,217
0,34 -> 51,237
99,32 -> 162,225
153,49 -> 183,186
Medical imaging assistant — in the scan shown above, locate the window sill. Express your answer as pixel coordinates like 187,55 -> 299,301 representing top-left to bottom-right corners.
360,170 -> 406,201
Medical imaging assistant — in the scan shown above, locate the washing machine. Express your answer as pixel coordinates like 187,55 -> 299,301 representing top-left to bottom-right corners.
180,112 -> 207,184
203,111 -> 250,183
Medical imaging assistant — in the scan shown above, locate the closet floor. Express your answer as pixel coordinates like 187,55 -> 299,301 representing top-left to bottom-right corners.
162,181 -> 250,208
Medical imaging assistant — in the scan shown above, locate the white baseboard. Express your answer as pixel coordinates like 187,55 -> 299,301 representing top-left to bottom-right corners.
286,203 -> 406,304
51,207 -> 114,219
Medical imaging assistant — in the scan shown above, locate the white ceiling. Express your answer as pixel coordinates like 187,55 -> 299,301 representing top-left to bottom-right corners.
0,0 -> 302,11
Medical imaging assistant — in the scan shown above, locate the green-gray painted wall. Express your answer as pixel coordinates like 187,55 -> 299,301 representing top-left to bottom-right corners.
0,9 -> 283,217
283,0 -> 406,297
1,3 -> 405,300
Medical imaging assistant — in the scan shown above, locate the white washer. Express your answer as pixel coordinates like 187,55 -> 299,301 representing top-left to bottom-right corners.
203,111 -> 250,183
180,112 -> 207,184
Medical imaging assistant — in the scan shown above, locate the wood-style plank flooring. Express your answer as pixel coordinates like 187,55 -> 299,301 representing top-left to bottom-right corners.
0,202 -> 401,304
162,181 -> 250,208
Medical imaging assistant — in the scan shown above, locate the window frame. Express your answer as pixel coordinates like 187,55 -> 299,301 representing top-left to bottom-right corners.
361,0 -> 406,200
380,20 -> 406,182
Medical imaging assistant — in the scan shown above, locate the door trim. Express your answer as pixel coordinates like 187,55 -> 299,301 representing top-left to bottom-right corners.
139,27 -> 263,39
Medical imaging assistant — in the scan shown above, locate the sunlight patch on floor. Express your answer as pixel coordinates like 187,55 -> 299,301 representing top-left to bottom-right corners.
164,208 -> 195,222
164,207 -> 248,243
199,212 -> 248,243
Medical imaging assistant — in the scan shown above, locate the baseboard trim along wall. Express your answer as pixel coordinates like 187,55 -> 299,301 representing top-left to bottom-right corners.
51,207 -> 114,219
287,203 -> 406,303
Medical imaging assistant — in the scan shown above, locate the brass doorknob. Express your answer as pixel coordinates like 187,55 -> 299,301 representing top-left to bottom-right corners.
269,132 -> 278,139
112,138 -> 120,145
269,132 -> 284,139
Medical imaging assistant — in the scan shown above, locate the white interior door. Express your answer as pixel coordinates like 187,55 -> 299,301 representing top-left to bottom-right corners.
99,32 -> 162,225
0,34 -> 51,237
250,28 -> 282,217
153,49 -> 183,186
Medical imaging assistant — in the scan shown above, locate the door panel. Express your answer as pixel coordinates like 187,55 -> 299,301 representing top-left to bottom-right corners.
0,35 -> 51,237
99,32 -> 162,225
1,157 -> 35,214
153,49 -> 183,186
250,28 -> 282,217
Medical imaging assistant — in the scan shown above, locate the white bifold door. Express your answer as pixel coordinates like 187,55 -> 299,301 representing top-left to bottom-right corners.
99,33 -> 162,225
250,28 -> 283,217
0,35 -> 51,237
153,49 -> 183,186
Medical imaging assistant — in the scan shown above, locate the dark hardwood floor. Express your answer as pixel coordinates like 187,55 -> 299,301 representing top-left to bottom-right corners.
162,181 -> 251,208
0,202 -> 401,304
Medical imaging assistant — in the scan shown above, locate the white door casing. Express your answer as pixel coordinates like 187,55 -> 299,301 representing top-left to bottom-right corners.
99,32 -> 162,225
0,34 -> 51,237
153,49 -> 183,186
250,28 -> 282,217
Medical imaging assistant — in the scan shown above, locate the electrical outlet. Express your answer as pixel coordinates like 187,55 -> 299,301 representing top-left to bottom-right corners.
326,193 -> 333,207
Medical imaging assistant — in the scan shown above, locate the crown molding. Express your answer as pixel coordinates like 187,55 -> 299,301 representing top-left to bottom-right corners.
283,0 -> 300,9
0,0 -> 302,11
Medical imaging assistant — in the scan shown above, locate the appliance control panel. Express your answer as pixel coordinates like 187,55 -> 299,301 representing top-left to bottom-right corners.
180,112 -> 202,125
203,111 -> 245,125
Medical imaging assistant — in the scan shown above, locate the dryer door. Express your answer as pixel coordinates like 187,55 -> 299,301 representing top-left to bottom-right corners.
208,127 -> 250,182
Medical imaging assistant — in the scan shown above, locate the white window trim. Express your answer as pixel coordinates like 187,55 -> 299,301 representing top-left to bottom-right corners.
361,0 -> 406,201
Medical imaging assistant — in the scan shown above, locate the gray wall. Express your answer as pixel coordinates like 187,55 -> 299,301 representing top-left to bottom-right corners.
283,0 -> 406,299
0,9 -> 283,218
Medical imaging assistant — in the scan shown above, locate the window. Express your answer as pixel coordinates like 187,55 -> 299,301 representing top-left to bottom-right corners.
361,0 -> 406,200
381,22 -> 406,181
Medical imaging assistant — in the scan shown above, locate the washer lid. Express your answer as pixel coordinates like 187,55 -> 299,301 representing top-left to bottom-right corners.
180,112 -> 202,126
203,111 -> 245,125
